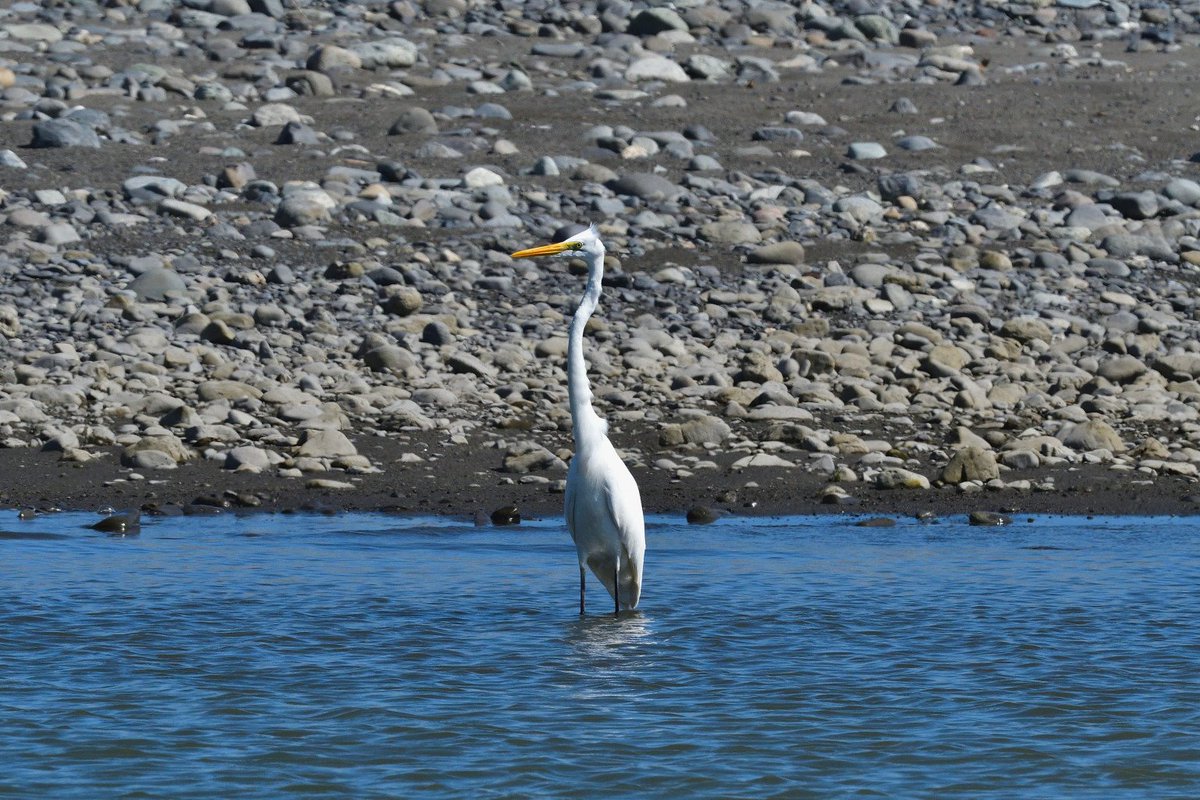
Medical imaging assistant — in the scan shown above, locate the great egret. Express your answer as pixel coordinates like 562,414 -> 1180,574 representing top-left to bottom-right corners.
511,225 -> 645,615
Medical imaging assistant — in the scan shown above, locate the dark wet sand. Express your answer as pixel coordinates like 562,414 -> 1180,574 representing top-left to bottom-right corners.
5,424 -> 1199,522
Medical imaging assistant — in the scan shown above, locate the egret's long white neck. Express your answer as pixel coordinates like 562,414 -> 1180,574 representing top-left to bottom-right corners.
567,250 -> 606,443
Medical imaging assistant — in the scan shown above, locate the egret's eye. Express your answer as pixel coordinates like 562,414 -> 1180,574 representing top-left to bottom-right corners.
568,241 -> 583,251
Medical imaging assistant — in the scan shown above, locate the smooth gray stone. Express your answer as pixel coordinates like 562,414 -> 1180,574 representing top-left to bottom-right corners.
1033,252 -> 1069,270
128,267 -> 187,301
422,321 -> 454,346
687,154 -> 722,171
276,121 -> 321,145
297,429 -> 357,458
249,0 -> 285,16
1064,168 -> 1120,187
414,142 -> 462,159
1065,204 -> 1110,230
531,156 -> 559,176
941,447 -> 999,484
833,195 -> 884,222
0,149 -> 26,168
1099,233 -> 1171,259
225,445 -> 271,471
735,56 -> 780,82
326,166 -> 381,184
628,7 -> 688,35
385,287 -> 423,316
388,107 -> 438,135
747,242 -> 805,265
446,351 -> 496,377
849,263 -> 890,288
878,173 -> 923,200
1061,420 -> 1124,452
605,173 -> 682,200
351,38 -> 418,69
591,197 -> 625,215
498,69 -> 532,91
1103,310 -> 1140,333
684,54 -> 733,81
953,66 -> 986,86
195,83 -> 240,104
883,282 -> 913,311
847,142 -> 887,160
367,267 -> 405,286
31,119 -> 100,148
752,127 -> 804,143
1085,258 -> 1130,277
363,345 -> 416,373
970,205 -> 1021,230
1154,354 -> 1200,380
699,220 -> 760,244
64,107 -> 111,129
123,175 -> 187,202
1110,191 -> 1159,220
1031,171 -> 1063,190
626,56 -> 690,83
275,192 -> 332,226
1164,178 -> 1200,206
895,135 -> 939,151
475,102 -> 511,120
125,449 -> 178,470
856,14 -> 899,43
531,42 -> 585,58
1097,355 -> 1147,384
660,415 -> 731,446
39,222 -> 80,245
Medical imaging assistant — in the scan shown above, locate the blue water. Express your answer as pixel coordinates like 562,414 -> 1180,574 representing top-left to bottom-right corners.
1,512 -> 1198,798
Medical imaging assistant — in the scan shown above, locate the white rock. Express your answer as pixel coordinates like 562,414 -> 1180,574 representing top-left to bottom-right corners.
297,429 -> 357,458
732,453 -> 796,469
5,23 -> 63,42
159,198 -> 212,222
225,445 -> 272,472
873,467 -> 930,489
625,56 -> 691,83
40,223 -> 80,246
462,167 -> 504,188
251,103 -> 305,127
352,38 -> 419,69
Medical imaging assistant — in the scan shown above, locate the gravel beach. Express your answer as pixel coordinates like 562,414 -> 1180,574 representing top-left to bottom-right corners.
4,0 -> 1200,523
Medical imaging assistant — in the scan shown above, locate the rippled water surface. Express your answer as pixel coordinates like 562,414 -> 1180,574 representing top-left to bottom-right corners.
2,512 -> 1198,798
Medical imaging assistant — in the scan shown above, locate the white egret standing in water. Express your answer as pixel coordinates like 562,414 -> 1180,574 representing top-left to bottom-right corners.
511,225 -> 645,615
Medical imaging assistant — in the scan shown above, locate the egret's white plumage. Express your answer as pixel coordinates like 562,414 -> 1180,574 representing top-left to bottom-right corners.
512,226 -> 645,614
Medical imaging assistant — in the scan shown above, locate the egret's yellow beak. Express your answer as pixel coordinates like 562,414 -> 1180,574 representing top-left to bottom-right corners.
510,240 -> 581,259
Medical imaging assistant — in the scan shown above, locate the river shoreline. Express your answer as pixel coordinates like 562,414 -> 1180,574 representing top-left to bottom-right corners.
4,4 -> 1200,524
5,427 -> 1200,522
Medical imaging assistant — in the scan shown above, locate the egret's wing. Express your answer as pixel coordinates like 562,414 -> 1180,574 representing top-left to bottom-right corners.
563,462 -> 578,541
603,478 -> 643,553
603,469 -> 645,608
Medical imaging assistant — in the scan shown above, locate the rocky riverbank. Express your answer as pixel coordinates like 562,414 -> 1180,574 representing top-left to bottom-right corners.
3,1 -> 1200,522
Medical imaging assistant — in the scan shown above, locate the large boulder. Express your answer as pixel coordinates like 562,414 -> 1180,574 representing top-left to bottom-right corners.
940,446 -> 1000,484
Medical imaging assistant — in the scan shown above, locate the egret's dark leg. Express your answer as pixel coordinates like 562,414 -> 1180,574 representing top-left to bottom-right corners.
613,560 -> 620,616
579,565 -> 586,615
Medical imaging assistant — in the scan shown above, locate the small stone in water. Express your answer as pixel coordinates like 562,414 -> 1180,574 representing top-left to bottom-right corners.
968,511 -> 1012,527
91,511 -> 141,534
491,505 -> 521,526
